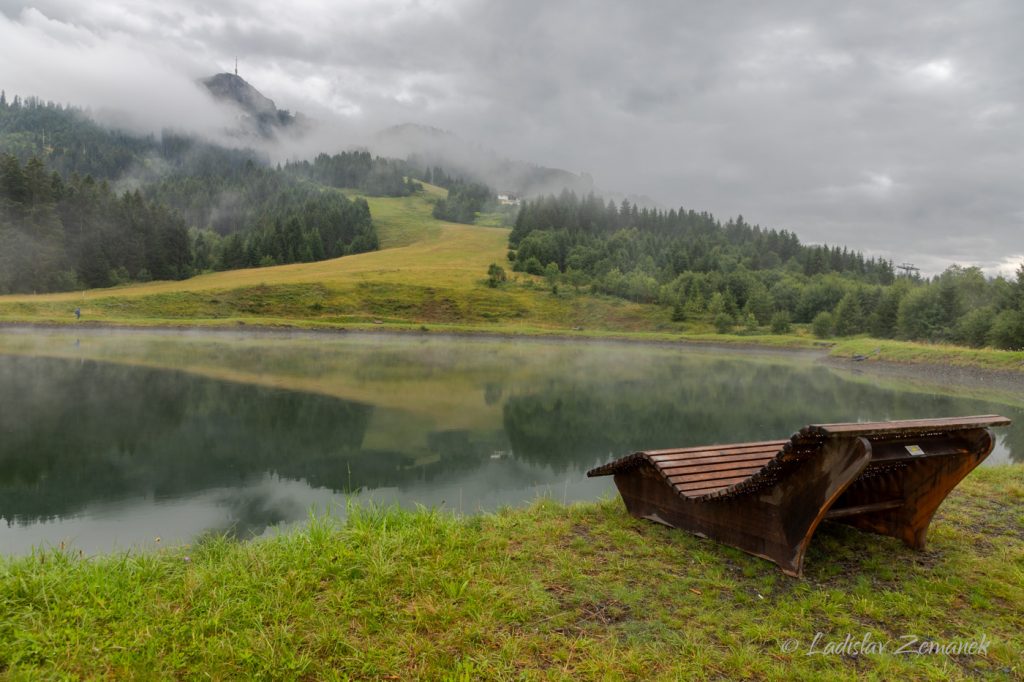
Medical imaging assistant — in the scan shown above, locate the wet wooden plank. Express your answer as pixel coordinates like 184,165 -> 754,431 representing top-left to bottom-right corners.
869,441 -> 970,462
661,459 -> 771,477
679,486 -> 731,496
809,415 -> 1010,437
645,440 -> 788,457
649,443 -> 785,463
680,484 -> 746,496
656,450 -> 777,468
675,474 -> 755,491
825,499 -> 904,519
668,465 -> 766,483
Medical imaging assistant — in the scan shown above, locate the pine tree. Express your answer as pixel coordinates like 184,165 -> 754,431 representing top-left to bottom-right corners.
0,154 -> 28,206
833,292 -> 864,336
23,157 -> 52,205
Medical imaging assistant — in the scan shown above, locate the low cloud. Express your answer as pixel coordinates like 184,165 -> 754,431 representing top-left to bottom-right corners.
1,0 -> 1022,275
0,7 -> 237,136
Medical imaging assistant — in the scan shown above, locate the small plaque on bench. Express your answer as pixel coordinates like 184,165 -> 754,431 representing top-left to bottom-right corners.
905,444 -> 925,456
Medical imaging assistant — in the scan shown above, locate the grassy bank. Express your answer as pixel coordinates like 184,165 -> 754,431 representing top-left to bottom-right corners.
2,466 -> 1021,679
830,338 -> 1024,373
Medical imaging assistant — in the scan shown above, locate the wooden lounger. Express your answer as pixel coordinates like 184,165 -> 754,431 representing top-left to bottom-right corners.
587,415 -> 1011,577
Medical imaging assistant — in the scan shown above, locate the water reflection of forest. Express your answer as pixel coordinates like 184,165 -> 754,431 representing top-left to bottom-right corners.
504,359 -> 1024,469
1,355 -> 1019,525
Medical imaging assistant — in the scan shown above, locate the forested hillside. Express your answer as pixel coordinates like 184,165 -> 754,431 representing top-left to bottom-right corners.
0,93 -> 159,179
506,192 -> 1024,349
0,155 -> 190,292
0,154 -> 377,292
0,94 -> 381,293
285,152 -> 421,197
139,146 -> 378,269
432,181 -> 491,223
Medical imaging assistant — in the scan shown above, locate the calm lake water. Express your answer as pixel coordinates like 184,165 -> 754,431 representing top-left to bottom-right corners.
1,328 -> 1020,555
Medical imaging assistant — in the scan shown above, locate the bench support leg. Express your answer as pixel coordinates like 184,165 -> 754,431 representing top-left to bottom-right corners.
769,436 -> 873,576
834,428 -> 995,549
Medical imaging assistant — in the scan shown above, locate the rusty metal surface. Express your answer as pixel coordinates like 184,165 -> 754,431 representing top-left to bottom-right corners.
587,415 -> 1011,576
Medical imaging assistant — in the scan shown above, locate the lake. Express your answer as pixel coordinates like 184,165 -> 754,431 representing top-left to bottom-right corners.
1,328 -> 1020,555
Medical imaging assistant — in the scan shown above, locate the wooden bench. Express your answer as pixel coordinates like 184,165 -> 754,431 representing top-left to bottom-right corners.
587,415 -> 1011,576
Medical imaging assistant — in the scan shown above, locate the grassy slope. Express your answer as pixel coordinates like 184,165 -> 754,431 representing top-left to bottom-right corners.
0,182 -> 1021,370
0,183 -> 668,334
2,466 -> 1021,679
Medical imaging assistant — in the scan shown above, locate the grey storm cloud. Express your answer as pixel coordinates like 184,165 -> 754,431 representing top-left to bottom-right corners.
1,0 -> 1022,275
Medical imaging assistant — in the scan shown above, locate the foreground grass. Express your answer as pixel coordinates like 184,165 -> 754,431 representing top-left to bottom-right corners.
2,467 -> 1021,680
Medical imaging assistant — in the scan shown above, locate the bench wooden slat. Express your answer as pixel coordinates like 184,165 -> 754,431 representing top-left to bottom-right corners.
809,415 -> 1009,437
649,443 -> 785,463
663,462 -> 770,477
658,452 -> 776,473
682,484 -> 741,496
661,458 -> 773,477
675,475 -> 753,492
667,466 -> 765,489
671,467 -> 766,484
870,441 -> 971,462
645,440 -> 788,457
825,500 -> 905,519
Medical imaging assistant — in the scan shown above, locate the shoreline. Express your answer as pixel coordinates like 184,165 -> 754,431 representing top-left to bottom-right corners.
0,319 -> 828,357
821,355 -> 1024,401
2,319 -> 1021,397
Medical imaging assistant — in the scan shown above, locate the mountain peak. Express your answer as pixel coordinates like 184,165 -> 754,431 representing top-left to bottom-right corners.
201,72 -> 295,137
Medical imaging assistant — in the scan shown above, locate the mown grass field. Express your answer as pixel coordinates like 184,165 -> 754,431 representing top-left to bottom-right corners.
0,183 -> 670,334
2,466 -> 1021,679
1,182 -> 1022,371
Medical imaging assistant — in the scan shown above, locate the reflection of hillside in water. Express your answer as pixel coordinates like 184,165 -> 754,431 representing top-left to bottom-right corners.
502,358 -> 1024,469
0,356 -> 524,526
0,357 -> 380,523
1,352 -> 1020,529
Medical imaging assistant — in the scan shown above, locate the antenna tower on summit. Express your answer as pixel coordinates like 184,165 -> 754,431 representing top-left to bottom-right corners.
234,58 -> 238,76
896,262 -> 920,278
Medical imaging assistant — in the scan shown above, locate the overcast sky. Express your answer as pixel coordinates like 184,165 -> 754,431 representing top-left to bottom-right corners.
1,1 -> 1021,276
